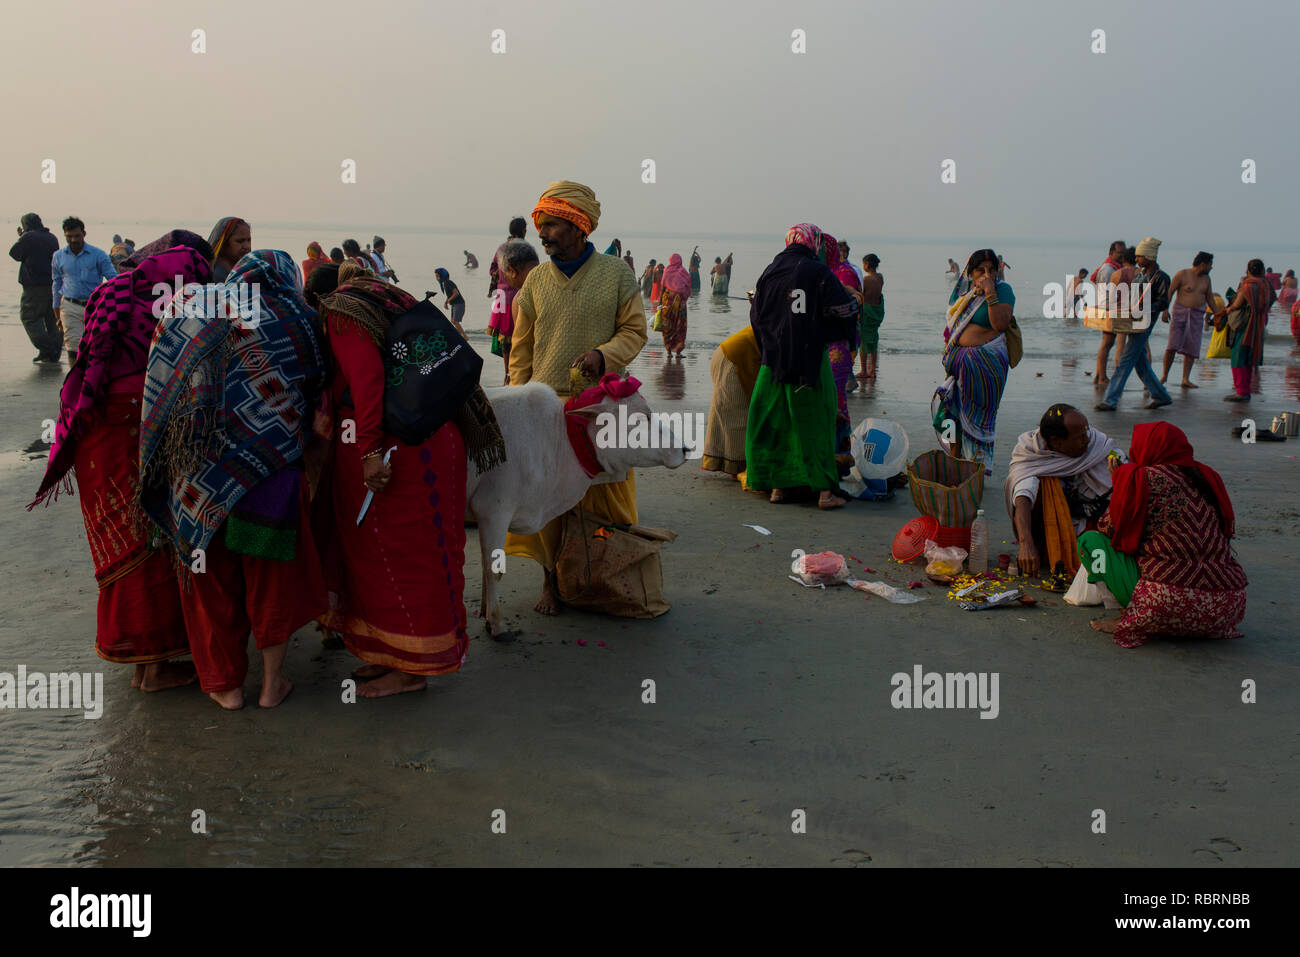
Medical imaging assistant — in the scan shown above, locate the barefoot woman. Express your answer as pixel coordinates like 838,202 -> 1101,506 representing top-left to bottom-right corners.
745,223 -> 858,509
32,238 -> 213,692
315,265 -> 504,697
141,250 -> 328,710
1080,422 -> 1246,648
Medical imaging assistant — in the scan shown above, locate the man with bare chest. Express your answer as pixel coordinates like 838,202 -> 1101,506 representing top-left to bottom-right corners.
1161,251 -> 1215,389
856,254 -> 885,379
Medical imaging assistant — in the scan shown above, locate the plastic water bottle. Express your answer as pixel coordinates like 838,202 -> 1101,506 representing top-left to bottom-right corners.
969,509 -> 988,574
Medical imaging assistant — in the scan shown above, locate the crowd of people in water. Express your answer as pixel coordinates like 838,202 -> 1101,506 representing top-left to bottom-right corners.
8,185 -> 1273,712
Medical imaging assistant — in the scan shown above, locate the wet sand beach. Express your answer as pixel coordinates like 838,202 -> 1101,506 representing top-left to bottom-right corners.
2,304 -> 1297,867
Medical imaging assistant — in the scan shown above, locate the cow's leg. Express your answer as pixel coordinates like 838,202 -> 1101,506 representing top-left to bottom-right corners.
475,512 -> 512,639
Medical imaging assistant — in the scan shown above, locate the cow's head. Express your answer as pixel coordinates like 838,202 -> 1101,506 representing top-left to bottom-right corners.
569,389 -> 688,480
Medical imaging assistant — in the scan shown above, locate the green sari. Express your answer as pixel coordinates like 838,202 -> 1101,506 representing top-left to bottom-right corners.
743,354 -> 839,491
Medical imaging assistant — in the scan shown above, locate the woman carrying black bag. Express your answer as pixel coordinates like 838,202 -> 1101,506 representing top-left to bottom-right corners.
313,264 -> 505,698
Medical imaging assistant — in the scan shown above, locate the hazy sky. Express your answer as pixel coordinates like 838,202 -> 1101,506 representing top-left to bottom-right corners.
4,0 -> 1298,246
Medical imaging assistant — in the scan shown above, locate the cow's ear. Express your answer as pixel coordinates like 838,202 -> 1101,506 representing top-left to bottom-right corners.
569,399 -> 614,419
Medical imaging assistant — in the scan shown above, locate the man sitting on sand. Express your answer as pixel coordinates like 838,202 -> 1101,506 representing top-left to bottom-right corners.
1003,404 -> 1124,579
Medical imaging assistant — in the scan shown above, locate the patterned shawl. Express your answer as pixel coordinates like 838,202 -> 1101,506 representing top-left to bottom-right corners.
785,223 -> 822,253
119,230 -> 210,271
31,247 -> 212,507
139,249 -> 325,556
319,276 -> 507,474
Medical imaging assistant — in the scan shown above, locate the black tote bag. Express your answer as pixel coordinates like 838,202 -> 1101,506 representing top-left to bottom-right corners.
383,298 -> 483,445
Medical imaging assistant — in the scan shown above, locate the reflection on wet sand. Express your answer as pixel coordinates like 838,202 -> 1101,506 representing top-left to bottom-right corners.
1285,363 -> 1300,400
654,352 -> 688,401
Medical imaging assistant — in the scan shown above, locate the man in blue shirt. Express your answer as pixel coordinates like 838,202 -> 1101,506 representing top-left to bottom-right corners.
8,213 -> 63,363
51,216 -> 117,362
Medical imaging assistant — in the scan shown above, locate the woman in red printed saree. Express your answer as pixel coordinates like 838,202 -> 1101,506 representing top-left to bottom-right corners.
30,240 -> 213,690
659,253 -> 690,357
1085,422 -> 1247,648
314,266 -> 482,697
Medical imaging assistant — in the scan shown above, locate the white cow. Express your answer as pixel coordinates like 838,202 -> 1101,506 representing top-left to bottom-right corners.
466,382 -> 688,637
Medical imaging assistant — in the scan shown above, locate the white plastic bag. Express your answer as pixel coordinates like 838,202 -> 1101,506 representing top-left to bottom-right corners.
847,579 -> 927,603
791,551 -> 850,587
1063,565 -> 1120,608
923,538 -> 967,577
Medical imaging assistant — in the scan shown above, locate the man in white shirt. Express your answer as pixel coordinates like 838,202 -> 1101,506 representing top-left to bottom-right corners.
369,236 -> 397,282
1003,404 -> 1125,577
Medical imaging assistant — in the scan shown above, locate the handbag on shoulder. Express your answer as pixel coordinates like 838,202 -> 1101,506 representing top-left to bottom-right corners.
383,298 -> 483,445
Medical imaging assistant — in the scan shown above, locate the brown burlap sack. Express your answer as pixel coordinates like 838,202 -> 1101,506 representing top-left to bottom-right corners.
555,508 -> 676,618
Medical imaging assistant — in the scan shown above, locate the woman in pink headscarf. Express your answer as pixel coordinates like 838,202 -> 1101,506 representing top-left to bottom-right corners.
659,253 -> 691,358
822,234 -> 861,465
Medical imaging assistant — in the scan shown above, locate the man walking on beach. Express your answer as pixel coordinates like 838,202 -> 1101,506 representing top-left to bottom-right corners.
1161,252 -> 1215,389
51,217 -> 116,363
857,254 -> 884,380
9,213 -> 62,363
1096,237 -> 1172,412
506,180 -> 647,615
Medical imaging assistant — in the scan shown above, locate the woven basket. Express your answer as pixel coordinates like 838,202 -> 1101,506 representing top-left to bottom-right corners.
906,450 -> 985,528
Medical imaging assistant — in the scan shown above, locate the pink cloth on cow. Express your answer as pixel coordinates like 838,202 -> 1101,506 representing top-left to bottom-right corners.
562,374 -> 644,478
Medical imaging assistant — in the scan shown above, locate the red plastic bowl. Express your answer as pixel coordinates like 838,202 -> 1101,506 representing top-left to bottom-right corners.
892,515 -> 939,563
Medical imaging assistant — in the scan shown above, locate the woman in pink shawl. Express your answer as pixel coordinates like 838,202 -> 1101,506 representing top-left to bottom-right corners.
659,253 -> 691,358
30,241 -> 214,692
822,234 -> 862,463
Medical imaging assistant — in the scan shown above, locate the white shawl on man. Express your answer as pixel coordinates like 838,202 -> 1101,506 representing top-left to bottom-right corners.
1002,427 -> 1118,522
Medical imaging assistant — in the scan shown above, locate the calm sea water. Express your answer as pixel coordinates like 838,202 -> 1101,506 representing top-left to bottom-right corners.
7,221 -> 1298,363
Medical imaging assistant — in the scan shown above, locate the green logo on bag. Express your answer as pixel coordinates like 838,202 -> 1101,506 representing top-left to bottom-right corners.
387,332 -> 452,386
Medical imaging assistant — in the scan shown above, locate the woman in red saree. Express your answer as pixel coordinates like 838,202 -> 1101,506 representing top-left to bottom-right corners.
30,240 -> 214,690
650,262 -> 665,306
1087,422 -> 1247,648
301,241 -> 330,285
314,267 -> 472,697
659,253 -> 690,357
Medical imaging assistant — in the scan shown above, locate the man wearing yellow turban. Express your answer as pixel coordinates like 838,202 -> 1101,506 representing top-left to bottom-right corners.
506,181 -> 648,615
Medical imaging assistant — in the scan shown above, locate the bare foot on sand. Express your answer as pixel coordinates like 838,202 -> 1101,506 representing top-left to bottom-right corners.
1089,618 -> 1122,634
259,675 -> 294,708
210,688 -> 245,710
138,660 -> 198,692
351,664 -> 389,681
534,572 -> 562,615
1181,380 -> 1198,388
358,671 -> 427,698
818,491 -> 848,509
